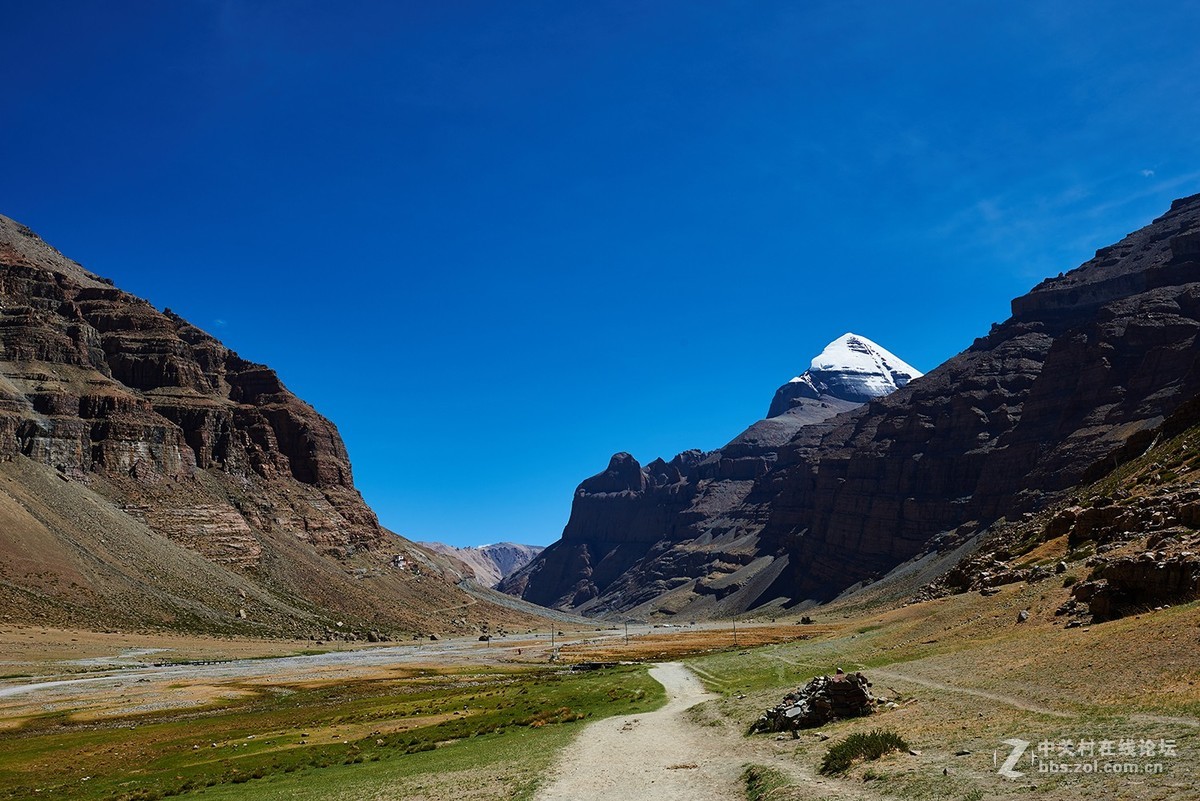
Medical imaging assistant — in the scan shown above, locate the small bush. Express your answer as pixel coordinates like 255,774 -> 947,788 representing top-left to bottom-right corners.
820,728 -> 909,775
1062,575 -> 1078,587
742,764 -> 790,800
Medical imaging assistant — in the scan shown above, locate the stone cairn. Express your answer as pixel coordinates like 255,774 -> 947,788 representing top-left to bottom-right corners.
752,672 -> 876,733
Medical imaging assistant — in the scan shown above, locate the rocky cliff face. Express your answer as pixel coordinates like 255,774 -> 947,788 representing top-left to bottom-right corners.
760,194 -> 1200,602
0,214 -> 540,637
0,214 -> 380,552
506,194 -> 1200,619
420,541 -> 544,587
501,334 -> 920,615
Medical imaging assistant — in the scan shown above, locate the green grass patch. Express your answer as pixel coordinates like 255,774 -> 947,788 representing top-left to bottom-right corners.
819,728 -> 908,774
0,664 -> 663,801
741,763 -> 790,800
184,723 -> 582,801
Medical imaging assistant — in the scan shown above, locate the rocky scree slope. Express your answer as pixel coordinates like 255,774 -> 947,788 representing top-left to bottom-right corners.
0,215 -> 532,637
506,195 -> 1200,619
915,386 -> 1200,625
500,334 -> 921,617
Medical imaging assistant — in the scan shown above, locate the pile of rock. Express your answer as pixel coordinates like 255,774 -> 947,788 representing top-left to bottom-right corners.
752,672 -> 876,733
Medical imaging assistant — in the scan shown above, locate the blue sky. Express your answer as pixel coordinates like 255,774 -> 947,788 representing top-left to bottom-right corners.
3,2 -> 1199,546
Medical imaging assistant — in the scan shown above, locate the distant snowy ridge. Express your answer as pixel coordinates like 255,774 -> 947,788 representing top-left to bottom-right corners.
420,541 -> 544,587
769,333 -> 922,416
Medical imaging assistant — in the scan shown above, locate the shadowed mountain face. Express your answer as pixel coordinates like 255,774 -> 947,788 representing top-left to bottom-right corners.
500,334 -> 920,616
0,215 -> 536,636
504,195 -> 1200,619
761,195 -> 1200,603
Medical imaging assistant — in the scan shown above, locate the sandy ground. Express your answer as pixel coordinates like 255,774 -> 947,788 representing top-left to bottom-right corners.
0,628 -> 625,723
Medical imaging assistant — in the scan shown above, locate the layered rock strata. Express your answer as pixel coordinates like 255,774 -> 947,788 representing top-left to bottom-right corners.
0,214 -> 538,636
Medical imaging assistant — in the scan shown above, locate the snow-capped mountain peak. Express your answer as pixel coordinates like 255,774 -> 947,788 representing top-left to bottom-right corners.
769,333 -> 922,417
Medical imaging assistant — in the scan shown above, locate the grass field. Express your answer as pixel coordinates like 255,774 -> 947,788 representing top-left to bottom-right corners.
0,664 -> 664,801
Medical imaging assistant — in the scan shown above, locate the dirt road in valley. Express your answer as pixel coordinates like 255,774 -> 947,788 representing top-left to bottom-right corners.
535,662 -> 754,801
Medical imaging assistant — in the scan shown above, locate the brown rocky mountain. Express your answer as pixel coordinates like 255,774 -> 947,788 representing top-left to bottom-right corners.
420,542 -> 545,587
0,214 -> 539,638
500,335 -> 922,617
504,194 -> 1200,620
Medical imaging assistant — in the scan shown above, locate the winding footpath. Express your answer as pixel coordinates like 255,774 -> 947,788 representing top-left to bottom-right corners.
535,662 -> 743,801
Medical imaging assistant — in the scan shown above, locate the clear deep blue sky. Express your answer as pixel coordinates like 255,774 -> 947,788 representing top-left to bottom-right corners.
3,2 -> 1199,546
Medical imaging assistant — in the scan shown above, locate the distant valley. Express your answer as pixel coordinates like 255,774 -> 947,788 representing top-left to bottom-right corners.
420,541 -> 544,586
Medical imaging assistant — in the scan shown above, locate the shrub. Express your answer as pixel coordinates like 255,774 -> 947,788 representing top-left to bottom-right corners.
741,764 -> 789,800
820,728 -> 909,774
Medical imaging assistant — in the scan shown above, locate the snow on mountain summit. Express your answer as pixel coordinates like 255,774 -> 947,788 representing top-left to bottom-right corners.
768,333 -> 922,417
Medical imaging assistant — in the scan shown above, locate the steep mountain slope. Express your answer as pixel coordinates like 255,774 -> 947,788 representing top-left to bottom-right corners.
756,193 -> 1200,604
506,194 -> 1200,620
0,214 -> 538,637
420,541 -> 544,586
501,334 -> 921,616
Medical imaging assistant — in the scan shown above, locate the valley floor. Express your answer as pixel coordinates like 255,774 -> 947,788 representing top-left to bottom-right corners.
0,579 -> 1197,801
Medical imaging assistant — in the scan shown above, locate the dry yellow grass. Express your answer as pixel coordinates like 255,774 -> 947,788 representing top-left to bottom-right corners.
559,623 -> 841,662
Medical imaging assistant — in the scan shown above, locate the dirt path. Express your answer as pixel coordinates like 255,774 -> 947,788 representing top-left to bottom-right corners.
868,667 -> 1075,718
536,662 -> 745,800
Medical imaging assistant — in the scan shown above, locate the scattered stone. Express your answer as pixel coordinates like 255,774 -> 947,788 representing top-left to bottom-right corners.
1016,609 -> 1029,623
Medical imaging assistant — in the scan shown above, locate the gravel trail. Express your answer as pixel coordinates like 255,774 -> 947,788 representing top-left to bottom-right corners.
535,662 -> 743,801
